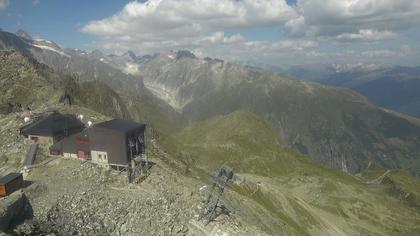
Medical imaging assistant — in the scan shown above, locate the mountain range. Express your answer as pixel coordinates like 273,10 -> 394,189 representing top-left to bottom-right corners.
288,63 -> 420,118
2,29 -> 420,176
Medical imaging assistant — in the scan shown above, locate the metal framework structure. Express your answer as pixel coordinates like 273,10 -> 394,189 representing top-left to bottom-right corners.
106,131 -> 148,183
199,164 -> 234,225
128,153 -> 150,183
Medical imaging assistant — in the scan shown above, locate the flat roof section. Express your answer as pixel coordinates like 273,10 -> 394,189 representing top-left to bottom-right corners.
0,173 -> 22,184
94,119 -> 145,133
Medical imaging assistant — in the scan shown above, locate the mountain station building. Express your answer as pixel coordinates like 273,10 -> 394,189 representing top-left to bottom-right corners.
20,112 -> 146,168
49,118 -> 146,167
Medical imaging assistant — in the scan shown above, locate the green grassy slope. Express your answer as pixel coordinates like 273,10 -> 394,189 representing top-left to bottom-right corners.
182,75 -> 420,175
163,110 -> 327,177
0,50 -> 131,120
0,50 -> 63,113
160,110 -> 420,235
362,167 -> 420,208
69,81 -> 131,119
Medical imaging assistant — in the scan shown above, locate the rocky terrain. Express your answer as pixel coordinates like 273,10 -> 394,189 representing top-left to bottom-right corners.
11,156 -> 250,235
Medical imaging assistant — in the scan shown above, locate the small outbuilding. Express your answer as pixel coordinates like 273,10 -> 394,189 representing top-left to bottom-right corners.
0,173 -> 23,198
20,112 -> 85,144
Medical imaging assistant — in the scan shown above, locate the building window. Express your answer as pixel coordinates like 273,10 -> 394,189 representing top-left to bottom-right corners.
76,137 -> 89,144
50,149 -> 61,155
30,136 -> 39,143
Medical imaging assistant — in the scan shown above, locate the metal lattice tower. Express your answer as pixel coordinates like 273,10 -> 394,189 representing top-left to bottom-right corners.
199,164 -> 234,225
128,132 -> 149,183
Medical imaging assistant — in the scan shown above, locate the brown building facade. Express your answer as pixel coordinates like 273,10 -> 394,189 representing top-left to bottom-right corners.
89,119 -> 146,166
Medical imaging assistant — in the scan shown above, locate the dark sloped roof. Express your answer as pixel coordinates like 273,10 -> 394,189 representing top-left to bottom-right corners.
20,112 -> 85,136
94,119 -> 145,133
0,173 -> 22,184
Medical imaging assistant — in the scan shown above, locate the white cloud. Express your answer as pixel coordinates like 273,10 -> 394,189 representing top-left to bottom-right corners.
335,29 -> 397,42
200,32 -> 245,44
81,0 -> 420,66
285,16 -> 311,37
82,0 -> 302,60
82,0 -> 296,38
0,0 -> 9,12
361,45 -> 419,58
33,0 -> 40,6
290,0 -> 420,39
361,49 -> 396,57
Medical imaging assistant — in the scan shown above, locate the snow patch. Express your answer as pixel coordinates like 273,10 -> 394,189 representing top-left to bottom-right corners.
32,44 -> 70,58
33,38 -> 52,44
123,62 -> 140,75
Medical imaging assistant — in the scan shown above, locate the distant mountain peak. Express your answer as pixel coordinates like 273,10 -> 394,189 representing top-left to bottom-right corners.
90,49 -> 104,58
16,29 -> 32,40
204,57 -> 224,64
123,50 -> 137,61
331,63 -> 387,73
176,50 -> 196,60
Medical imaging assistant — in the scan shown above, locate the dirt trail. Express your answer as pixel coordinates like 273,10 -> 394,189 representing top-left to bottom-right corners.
294,197 -> 347,236
367,170 -> 391,184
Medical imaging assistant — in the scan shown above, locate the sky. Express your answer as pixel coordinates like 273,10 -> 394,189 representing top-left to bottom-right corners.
1,0 -> 420,67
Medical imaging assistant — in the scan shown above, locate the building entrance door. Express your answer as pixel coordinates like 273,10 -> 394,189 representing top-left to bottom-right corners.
77,150 -> 86,160
91,150 -> 109,165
